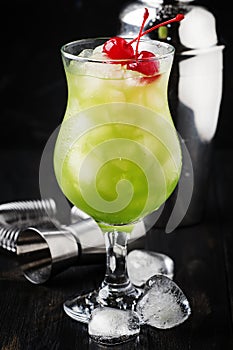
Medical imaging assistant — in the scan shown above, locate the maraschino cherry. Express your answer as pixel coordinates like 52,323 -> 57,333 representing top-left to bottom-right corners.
103,8 -> 149,63
127,50 -> 159,76
103,37 -> 134,60
126,7 -> 159,76
103,10 -> 184,77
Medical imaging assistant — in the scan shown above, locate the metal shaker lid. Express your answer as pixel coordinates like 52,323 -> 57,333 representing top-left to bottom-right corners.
147,0 -> 219,50
119,0 -> 219,51
179,4 -> 218,49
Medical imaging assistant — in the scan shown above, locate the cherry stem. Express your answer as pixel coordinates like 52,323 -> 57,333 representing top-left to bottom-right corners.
135,8 -> 149,57
129,14 -> 184,45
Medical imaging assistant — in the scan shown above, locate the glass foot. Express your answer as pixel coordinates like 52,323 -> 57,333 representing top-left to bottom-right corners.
64,230 -> 142,324
63,285 -> 142,324
63,290 -> 99,324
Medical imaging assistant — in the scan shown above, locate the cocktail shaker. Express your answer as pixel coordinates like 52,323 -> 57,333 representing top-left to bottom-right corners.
119,0 -> 224,226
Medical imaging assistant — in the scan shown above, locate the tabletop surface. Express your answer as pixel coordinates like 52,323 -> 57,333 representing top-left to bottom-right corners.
0,148 -> 233,350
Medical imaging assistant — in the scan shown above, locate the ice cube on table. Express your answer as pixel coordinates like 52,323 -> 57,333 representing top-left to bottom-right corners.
88,307 -> 140,345
136,275 -> 191,329
127,250 -> 174,287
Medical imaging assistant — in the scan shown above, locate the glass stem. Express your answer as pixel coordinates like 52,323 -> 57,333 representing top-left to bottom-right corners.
103,230 -> 131,290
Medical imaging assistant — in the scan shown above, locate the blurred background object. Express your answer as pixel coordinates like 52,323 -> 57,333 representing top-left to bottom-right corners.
119,0 -> 225,226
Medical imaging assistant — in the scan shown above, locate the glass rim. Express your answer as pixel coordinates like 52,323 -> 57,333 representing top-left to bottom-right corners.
61,37 -> 175,63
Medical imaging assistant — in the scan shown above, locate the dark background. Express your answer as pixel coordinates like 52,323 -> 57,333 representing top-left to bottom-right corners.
0,0 -> 232,203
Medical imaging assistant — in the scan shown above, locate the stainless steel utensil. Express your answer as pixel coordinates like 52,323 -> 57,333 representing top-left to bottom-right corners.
0,198 -> 146,284
0,198 -> 57,252
16,219 -> 146,284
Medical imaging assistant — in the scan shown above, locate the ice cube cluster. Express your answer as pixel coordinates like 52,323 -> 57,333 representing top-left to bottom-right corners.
69,43 -> 163,80
69,44 -> 130,79
88,249 -> 191,345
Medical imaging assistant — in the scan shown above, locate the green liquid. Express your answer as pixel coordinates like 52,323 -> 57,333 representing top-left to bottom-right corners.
54,64 -> 182,225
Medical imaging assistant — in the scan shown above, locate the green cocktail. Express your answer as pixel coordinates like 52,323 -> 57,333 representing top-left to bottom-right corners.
54,39 -> 181,226
53,37 -> 182,324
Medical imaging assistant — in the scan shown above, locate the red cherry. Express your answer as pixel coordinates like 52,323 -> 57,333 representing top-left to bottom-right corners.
127,51 -> 160,76
103,37 -> 134,60
102,10 -> 185,83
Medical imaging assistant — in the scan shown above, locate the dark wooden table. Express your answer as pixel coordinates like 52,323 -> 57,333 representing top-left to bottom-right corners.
0,148 -> 233,350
